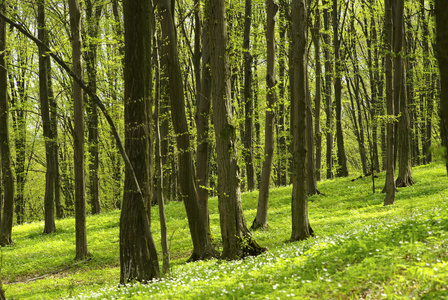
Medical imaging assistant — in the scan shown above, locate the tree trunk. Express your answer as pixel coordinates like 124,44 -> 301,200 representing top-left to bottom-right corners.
39,0 -> 56,233
314,0 -> 322,182
333,0 -> 349,177
252,0 -> 278,230
242,0 -> 256,192
384,0 -> 395,206
436,1 -> 448,173
0,0 -> 14,246
68,0 -> 89,259
395,0 -> 414,187
306,72 -> 319,195
120,0 -> 160,283
323,0 -> 333,179
85,0 -> 102,214
290,0 -> 313,242
158,0 -> 217,261
208,0 -> 266,259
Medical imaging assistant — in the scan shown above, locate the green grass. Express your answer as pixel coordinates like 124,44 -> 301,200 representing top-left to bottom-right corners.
3,162 -> 448,299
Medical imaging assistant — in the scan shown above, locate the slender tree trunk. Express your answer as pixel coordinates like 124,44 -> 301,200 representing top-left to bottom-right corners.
208,0 -> 266,259
384,0 -> 395,206
252,0 -> 278,230
68,0 -> 89,259
306,72 -> 319,195
242,0 -> 256,191
196,9 -> 212,235
333,0 -> 349,177
120,0 -> 160,283
0,0 -> 14,246
85,0 -> 102,214
323,0 -> 333,179
314,1 -> 322,182
395,0 -> 414,187
290,0 -> 313,242
158,0 -> 216,261
39,0 -> 56,233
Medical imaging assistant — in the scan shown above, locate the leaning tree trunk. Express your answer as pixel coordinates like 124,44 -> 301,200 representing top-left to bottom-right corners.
120,0 -> 160,283
158,0 -> 216,261
39,0 -> 56,234
290,0 -> 313,242
0,0 -> 14,246
395,0 -> 414,187
252,0 -> 278,230
208,0 -> 266,259
384,0 -> 395,206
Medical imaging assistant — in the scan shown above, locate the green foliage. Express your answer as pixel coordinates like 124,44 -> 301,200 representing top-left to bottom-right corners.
3,163 -> 448,299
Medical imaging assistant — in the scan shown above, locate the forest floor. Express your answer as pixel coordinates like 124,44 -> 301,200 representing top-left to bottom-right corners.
3,162 -> 448,299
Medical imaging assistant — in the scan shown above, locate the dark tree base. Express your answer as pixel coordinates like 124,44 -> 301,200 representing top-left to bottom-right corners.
395,176 -> 415,188
187,248 -> 219,262
240,237 -> 268,257
250,219 -> 268,231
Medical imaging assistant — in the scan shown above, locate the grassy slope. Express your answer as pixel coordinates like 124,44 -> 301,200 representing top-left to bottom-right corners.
3,163 -> 448,299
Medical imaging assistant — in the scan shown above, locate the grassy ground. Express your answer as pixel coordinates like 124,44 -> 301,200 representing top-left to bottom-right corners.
3,163 -> 448,299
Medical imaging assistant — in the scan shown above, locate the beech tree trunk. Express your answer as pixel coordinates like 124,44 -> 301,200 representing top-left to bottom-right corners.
0,0 -> 14,246
395,0 -> 414,187
120,0 -> 160,283
242,0 -> 256,192
252,0 -> 278,230
323,0 -> 333,179
85,0 -> 102,215
39,0 -> 56,233
158,0 -> 216,261
314,1 -> 322,182
333,0 -> 349,177
384,0 -> 395,206
208,0 -> 266,259
68,0 -> 89,259
290,0 -> 313,242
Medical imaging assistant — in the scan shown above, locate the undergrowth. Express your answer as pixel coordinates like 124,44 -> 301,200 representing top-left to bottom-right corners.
3,163 -> 448,299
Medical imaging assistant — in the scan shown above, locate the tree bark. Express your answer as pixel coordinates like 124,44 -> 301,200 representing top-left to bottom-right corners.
39,0 -> 56,233
158,0 -> 217,261
68,0 -> 89,259
0,0 -> 14,246
120,0 -> 160,283
208,0 -> 266,259
323,0 -> 333,179
384,0 -> 396,206
85,0 -> 102,215
333,0 -> 349,177
435,1 -> 448,172
395,0 -> 414,187
290,0 -> 313,242
252,0 -> 278,230
242,0 -> 256,192
314,0 -> 322,182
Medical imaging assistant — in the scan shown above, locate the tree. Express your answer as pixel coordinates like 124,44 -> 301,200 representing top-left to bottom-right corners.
208,0 -> 266,259
39,0 -> 56,233
242,0 -> 257,191
252,0 -> 278,230
68,0 -> 89,259
395,0 -> 414,187
120,0 -> 160,283
313,0 -> 323,182
290,0 -> 313,241
323,0 -> 333,179
436,1 -> 448,169
85,0 -> 103,214
0,0 -> 14,246
333,0 -> 349,177
157,0 -> 216,261
383,0 -> 395,206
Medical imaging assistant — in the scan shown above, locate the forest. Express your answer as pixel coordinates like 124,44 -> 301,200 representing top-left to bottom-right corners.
1,0 -> 448,298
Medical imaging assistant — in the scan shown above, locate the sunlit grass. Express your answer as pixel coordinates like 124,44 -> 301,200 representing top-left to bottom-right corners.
3,162 -> 448,299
